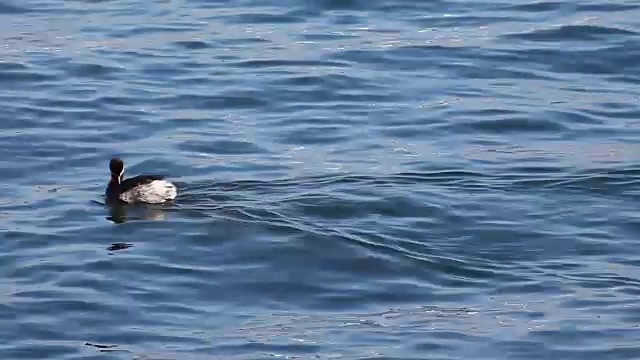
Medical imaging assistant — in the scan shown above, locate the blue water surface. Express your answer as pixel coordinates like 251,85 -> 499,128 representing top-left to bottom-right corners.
1,0 -> 640,359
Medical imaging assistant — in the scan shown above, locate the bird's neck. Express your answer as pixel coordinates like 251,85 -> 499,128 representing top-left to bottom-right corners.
110,173 -> 122,185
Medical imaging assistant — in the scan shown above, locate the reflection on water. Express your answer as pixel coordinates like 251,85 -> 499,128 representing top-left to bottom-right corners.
107,242 -> 134,252
106,202 -> 170,224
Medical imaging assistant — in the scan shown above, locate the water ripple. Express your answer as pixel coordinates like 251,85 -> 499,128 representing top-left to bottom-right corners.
2,0 -> 640,359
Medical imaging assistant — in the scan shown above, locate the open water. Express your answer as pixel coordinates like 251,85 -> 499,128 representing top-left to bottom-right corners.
1,0 -> 640,359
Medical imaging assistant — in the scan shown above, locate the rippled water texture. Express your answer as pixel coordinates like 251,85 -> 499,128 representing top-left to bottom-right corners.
2,0 -> 640,359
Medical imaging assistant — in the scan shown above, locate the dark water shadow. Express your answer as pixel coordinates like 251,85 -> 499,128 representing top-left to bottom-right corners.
91,198 -> 178,224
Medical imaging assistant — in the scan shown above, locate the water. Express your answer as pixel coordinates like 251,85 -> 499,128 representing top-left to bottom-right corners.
1,0 -> 640,359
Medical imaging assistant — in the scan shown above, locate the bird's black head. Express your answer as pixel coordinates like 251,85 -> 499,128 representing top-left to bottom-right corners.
109,158 -> 124,179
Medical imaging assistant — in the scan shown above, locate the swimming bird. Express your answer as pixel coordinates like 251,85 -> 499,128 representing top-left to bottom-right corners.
105,158 -> 177,204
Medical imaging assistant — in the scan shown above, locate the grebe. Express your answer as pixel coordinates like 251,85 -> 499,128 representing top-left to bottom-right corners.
105,158 -> 177,204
